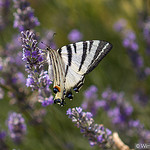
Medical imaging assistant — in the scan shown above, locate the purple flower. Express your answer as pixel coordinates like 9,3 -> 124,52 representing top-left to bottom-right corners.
76,107 -> 82,114
38,56 -> 44,62
81,85 -> 100,116
113,19 -> 127,32
113,19 -> 148,79
26,75 -> 34,87
21,30 -> 44,68
7,112 -> 26,144
86,112 -> 93,119
13,0 -> 40,31
32,51 -> 38,58
97,135 -> 103,143
122,31 -> 138,51
41,96 -> 53,107
68,29 -> 83,42
66,108 -> 72,115
0,130 -> 6,140
66,108 -> 113,148
106,128 -> 112,136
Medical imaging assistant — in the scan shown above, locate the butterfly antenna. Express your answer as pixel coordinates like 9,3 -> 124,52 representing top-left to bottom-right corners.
41,32 -> 56,51
40,41 -> 51,51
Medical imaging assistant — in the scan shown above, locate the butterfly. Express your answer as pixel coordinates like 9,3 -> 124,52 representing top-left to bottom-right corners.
46,40 -> 112,106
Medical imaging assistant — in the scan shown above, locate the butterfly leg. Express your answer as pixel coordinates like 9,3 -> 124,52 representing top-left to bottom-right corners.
54,98 -> 66,106
66,90 -> 74,100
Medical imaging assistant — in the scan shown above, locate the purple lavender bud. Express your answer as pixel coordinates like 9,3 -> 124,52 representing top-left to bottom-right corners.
0,130 -> 6,140
13,0 -> 40,31
81,85 -> 100,116
41,96 -> 53,107
113,19 -> 127,32
123,31 -> 138,51
106,128 -> 112,136
97,134 -> 103,143
66,108 -> 72,116
68,29 -> 83,42
32,51 -> 38,58
124,105 -> 133,116
84,85 -> 98,99
38,55 -> 44,62
26,75 -> 34,87
7,112 -> 26,144
129,120 -> 141,128
76,107 -> 82,114
86,112 -> 93,119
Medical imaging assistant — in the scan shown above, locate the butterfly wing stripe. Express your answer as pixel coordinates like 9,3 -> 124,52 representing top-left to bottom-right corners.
73,43 -> 77,53
65,65 -> 69,77
89,40 -> 94,53
66,45 -> 72,66
78,41 -> 88,71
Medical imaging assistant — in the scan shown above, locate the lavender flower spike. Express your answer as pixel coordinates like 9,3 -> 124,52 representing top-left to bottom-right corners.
21,30 -> 53,106
13,0 -> 40,31
21,30 -> 45,89
66,107 -> 113,148
7,112 -> 26,144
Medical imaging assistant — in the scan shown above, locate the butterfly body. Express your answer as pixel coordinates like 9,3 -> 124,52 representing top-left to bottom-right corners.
47,40 -> 112,106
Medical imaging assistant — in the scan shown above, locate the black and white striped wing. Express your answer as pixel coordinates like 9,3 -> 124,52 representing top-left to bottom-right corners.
57,40 -> 112,94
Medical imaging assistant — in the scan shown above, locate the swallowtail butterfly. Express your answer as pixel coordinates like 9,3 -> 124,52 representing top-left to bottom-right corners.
47,40 -> 112,106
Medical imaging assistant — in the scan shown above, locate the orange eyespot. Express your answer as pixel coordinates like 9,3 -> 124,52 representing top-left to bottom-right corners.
54,86 -> 61,92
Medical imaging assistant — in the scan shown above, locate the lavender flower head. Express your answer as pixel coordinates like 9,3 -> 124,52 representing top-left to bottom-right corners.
122,30 -> 139,51
7,112 -> 26,144
21,30 -> 53,106
81,86 -> 101,116
68,29 -> 83,42
66,107 -> 113,148
21,30 -> 45,89
113,19 -> 127,32
13,0 -> 40,31
114,19 -> 147,78
100,88 -> 133,128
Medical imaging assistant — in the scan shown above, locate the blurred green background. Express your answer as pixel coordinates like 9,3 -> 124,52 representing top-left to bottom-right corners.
1,0 -> 150,149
